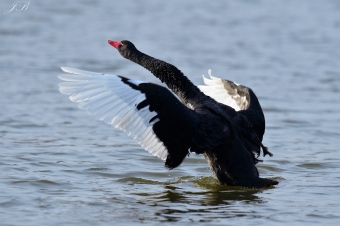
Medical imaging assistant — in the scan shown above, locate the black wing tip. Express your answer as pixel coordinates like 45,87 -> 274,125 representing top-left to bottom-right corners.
164,151 -> 189,170
118,76 -> 144,90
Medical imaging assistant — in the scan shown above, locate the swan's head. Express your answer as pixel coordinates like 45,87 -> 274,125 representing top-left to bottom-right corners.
108,40 -> 138,59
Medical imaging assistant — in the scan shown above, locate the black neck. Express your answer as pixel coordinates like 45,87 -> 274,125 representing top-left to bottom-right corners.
127,50 -> 204,104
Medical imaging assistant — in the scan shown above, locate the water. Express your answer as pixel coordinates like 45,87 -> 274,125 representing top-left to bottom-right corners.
0,0 -> 339,225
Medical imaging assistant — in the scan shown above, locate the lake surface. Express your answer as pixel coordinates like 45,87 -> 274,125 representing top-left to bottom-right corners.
0,0 -> 340,225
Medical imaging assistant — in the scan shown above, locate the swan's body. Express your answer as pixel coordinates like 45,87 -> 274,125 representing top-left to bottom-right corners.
58,40 -> 278,188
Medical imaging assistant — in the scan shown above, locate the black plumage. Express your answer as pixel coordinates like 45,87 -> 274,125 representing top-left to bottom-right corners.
110,40 -> 278,188
58,40 -> 278,188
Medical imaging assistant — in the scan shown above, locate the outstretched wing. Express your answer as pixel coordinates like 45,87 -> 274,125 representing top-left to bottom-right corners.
198,70 -> 267,152
197,69 -> 250,111
58,67 -> 199,169
197,69 -> 264,123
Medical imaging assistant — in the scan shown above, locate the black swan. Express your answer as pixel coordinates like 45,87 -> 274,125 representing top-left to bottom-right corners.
58,40 -> 278,188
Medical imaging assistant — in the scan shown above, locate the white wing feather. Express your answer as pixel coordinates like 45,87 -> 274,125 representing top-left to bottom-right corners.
58,67 -> 168,161
197,69 -> 245,111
